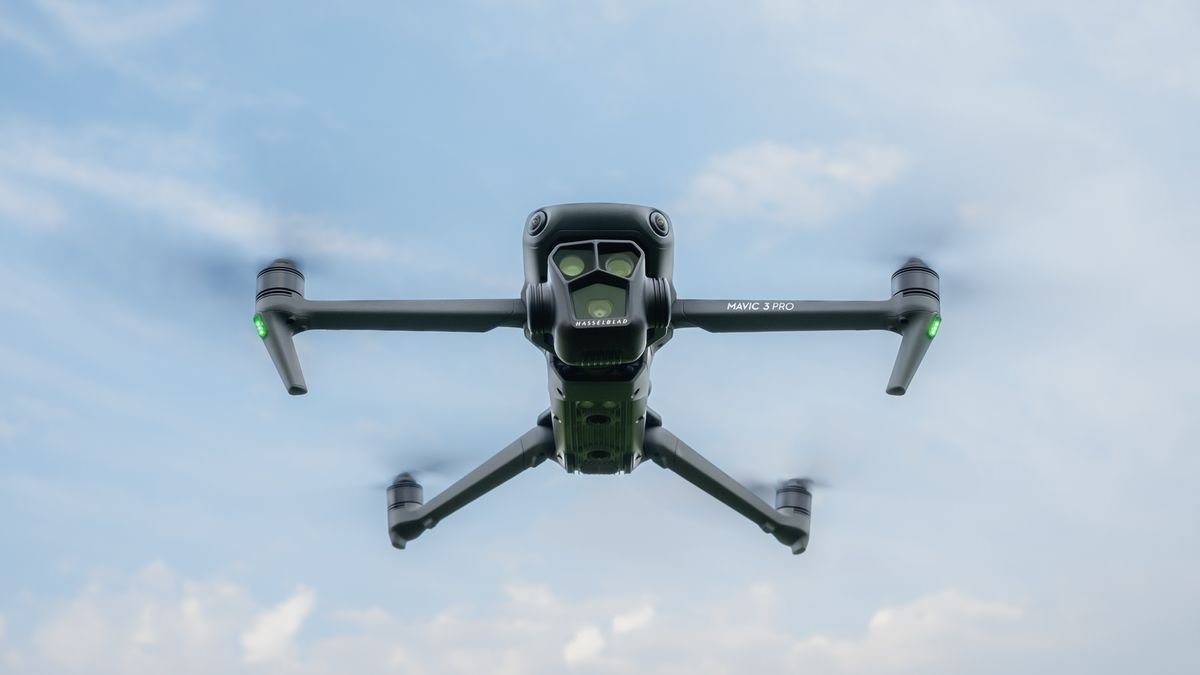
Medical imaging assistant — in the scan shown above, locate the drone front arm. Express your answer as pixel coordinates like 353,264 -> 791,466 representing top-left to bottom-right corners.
261,297 -> 527,332
254,297 -> 525,395
671,297 -> 939,395
253,259 -> 528,394
671,299 -> 900,332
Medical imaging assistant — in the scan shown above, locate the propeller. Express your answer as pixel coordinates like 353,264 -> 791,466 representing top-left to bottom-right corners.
373,445 -> 484,510
198,227 -> 343,305
744,476 -> 828,492
864,209 -> 995,302
743,476 -> 830,504
160,145 -> 361,305
737,443 -> 840,503
364,445 -> 479,491
800,200 -> 996,304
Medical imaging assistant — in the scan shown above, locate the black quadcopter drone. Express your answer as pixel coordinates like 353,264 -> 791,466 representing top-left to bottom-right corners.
254,203 -> 941,554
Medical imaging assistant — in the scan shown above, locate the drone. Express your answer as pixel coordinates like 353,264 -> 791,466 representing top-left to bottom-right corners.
253,203 -> 941,554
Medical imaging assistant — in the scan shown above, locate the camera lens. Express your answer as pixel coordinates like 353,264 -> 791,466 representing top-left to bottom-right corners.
558,255 -> 586,277
603,253 -> 636,277
571,283 -> 626,319
586,299 -> 614,318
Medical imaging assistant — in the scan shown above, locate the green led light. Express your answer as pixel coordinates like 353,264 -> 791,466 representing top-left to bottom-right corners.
927,314 -> 941,339
253,313 -> 268,339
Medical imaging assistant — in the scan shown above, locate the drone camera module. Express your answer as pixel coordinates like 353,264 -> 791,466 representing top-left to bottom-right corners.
544,240 -> 651,367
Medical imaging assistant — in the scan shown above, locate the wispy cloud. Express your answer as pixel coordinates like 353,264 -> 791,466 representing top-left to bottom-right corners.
678,141 -> 908,231
29,562 -> 255,672
31,0 -> 209,96
0,13 -> 53,59
790,590 -> 1025,673
239,586 -> 315,664
0,177 -> 66,229
35,0 -> 203,51
0,122 -> 394,262
503,581 -> 558,609
6,565 -> 1034,674
610,603 -> 653,634
562,625 -> 606,667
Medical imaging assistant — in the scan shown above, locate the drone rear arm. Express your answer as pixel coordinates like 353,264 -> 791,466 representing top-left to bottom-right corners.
388,424 -> 555,549
643,425 -> 810,554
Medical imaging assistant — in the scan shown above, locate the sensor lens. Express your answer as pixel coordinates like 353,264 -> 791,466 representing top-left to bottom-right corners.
603,253 -> 636,277
571,282 -> 627,320
558,255 -> 586,277
587,299 -> 614,318
927,314 -> 941,339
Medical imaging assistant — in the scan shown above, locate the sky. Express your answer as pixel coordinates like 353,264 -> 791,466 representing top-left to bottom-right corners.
1,1 -> 1198,673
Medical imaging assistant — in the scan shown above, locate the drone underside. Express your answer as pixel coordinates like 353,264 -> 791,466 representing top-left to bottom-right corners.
254,202 -> 941,554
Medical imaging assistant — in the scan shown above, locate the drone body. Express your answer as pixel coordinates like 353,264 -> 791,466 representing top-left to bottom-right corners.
254,203 -> 941,554
523,203 -> 674,476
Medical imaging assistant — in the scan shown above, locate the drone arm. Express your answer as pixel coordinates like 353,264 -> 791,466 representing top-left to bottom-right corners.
670,298 -> 904,332
670,297 -> 939,395
643,426 -> 810,554
260,311 -> 308,395
388,424 -> 555,549
887,310 -> 938,395
262,297 -> 527,332
254,297 -> 525,395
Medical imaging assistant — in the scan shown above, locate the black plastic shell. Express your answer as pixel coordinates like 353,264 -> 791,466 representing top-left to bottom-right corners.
548,240 -> 649,367
523,203 -> 674,286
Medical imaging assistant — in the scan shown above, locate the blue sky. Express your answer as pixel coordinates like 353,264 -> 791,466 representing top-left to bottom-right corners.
2,1 -> 1198,673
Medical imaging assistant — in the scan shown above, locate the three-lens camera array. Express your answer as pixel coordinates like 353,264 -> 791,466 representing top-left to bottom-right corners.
552,245 -> 640,321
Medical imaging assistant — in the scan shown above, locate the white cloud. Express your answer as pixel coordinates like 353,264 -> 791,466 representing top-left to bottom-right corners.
330,607 -> 395,630
239,586 -> 315,664
0,122 -> 395,262
1,564 -> 1044,675
0,14 -> 53,59
790,590 -> 1024,673
29,562 -> 256,674
503,581 -> 558,609
29,0 -> 213,95
0,178 -> 67,230
679,141 -> 907,230
610,604 -> 653,634
35,0 -> 203,51
562,625 -> 606,667
6,136 -> 302,252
